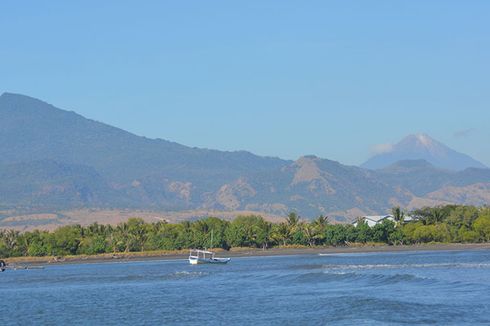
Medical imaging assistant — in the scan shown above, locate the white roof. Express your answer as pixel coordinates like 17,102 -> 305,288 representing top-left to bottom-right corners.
363,215 -> 393,222
353,214 -> 415,226
403,215 -> 415,222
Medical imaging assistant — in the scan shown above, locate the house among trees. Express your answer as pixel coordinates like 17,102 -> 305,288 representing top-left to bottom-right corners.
353,215 -> 394,227
353,215 -> 415,227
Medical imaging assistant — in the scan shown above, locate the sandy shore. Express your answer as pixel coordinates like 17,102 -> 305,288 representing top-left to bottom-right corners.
4,243 -> 490,267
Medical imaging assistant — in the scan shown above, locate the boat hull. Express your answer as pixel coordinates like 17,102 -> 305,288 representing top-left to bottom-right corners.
189,257 -> 230,265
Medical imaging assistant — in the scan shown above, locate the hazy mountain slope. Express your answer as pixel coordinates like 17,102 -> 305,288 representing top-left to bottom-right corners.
0,93 -> 287,185
283,156 -> 399,216
1,92 -> 489,224
362,134 -> 487,171
376,160 -> 453,196
209,156 -> 402,218
0,160 -> 119,209
376,159 -> 490,197
0,92 -> 291,213
426,183 -> 490,207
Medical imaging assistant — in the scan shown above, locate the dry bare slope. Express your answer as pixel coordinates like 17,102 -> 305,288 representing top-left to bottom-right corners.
1,92 -> 489,227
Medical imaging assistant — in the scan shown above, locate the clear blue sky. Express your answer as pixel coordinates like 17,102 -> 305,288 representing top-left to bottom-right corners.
1,1 -> 489,166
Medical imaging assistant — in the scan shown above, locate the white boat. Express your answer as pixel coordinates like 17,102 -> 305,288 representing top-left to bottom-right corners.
188,249 -> 231,265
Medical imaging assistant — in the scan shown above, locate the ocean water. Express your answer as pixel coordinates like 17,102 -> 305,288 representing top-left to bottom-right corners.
1,250 -> 490,325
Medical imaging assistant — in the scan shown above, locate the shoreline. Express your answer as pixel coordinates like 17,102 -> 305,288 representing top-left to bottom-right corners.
4,243 -> 490,267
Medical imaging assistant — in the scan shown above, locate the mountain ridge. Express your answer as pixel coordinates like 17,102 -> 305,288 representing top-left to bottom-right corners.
362,133 -> 487,171
1,92 -> 490,228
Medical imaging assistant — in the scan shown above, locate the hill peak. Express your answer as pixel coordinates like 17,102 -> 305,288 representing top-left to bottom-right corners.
0,92 -> 80,118
397,133 -> 446,153
404,133 -> 434,146
1,93 -> 490,224
362,134 -> 487,171
1,92 -> 51,105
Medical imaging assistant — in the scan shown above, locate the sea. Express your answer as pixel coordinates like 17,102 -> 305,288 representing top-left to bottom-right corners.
1,249 -> 489,325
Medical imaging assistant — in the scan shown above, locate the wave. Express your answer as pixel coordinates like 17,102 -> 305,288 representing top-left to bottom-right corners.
293,262 -> 490,271
330,262 -> 490,270
164,271 -> 209,280
289,271 -> 435,285
284,261 -> 490,287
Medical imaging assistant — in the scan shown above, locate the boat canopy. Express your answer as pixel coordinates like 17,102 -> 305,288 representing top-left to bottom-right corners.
190,249 -> 214,255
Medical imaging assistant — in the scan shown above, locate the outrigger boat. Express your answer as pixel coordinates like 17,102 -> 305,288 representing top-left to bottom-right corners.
188,249 -> 231,265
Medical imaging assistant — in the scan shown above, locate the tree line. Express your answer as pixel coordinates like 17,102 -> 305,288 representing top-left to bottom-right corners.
1,205 -> 489,258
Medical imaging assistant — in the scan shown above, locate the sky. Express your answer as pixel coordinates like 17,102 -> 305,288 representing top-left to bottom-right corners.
1,1 -> 489,166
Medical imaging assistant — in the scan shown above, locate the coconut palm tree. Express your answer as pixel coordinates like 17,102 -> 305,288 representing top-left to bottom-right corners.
302,223 -> 316,247
270,222 -> 289,246
312,215 -> 329,245
286,212 -> 300,228
392,206 -> 405,227
313,215 -> 329,228
3,229 -> 20,254
115,222 -> 130,252
355,216 -> 366,226
429,207 -> 447,224
285,212 -> 302,243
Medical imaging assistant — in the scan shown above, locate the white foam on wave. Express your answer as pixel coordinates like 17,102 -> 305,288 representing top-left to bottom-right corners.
322,262 -> 490,270
166,271 -> 209,280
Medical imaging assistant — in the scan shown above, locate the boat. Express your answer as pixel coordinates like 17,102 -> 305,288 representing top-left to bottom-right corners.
188,249 -> 231,265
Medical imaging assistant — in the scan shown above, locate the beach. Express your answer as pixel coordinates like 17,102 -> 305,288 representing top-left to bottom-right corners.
5,242 -> 490,267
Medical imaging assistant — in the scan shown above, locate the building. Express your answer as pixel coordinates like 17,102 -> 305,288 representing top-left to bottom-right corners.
353,214 -> 416,227
353,215 -> 394,227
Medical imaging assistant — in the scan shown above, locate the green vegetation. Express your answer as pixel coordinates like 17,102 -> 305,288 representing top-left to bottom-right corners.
1,205 -> 490,258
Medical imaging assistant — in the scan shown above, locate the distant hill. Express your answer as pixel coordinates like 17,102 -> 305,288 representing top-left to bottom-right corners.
362,134 -> 487,171
376,159 -> 490,197
1,92 -> 490,229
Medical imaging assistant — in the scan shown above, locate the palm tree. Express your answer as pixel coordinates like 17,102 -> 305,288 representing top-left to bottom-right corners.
302,223 -> 317,247
286,212 -> 300,228
115,222 -> 130,252
180,221 -> 193,248
392,206 -> 405,227
252,221 -> 271,250
313,215 -> 328,228
270,222 -> 289,246
355,216 -> 366,226
4,229 -> 20,254
430,207 -> 446,224
312,215 -> 329,245
285,212 -> 301,243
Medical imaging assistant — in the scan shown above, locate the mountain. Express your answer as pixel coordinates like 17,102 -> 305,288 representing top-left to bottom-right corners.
376,159 -> 490,197
0,92 -> 290,211
0,93 -> 286,183
362,134 -> 487,171
1,92 -> 490,229
0,160 -> 119,209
